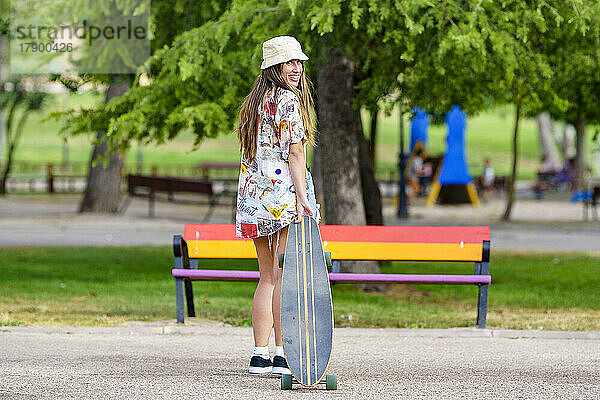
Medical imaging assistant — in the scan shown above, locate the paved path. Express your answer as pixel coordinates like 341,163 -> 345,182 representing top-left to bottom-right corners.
1,195 -> 599,251
2,215 -> 599,251
1,326 -> 599,400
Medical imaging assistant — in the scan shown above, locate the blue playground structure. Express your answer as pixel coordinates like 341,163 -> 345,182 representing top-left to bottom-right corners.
426,105 -> 479,206
410,107 -> 429,152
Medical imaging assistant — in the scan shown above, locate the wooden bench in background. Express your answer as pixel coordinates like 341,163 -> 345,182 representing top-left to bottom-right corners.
197,162 -> 240,179
172,224 -> 491,328
120,174 -> 236,221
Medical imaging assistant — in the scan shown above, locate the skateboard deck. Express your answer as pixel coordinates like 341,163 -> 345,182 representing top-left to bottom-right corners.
280,216 -> 334,388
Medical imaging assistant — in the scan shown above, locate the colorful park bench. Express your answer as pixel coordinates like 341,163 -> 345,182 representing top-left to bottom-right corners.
172,224 -> 491,328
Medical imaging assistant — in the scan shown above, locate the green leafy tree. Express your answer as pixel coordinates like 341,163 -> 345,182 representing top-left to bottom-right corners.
539,1 -> 600,190
385,1 -> 557,220
0,80 -> 47,193
76,0 -> 231,212
0,0 -> 9,165
51,2 -> 392,230
50,0 -> 597,227
26,0 -> 151,212
46,0 -> 228,212
306,1 -> 566,221
50,0 -> 388,276
396,1 -> 596,219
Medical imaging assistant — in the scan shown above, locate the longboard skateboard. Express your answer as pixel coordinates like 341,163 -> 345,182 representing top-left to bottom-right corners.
279,216 -> 336,390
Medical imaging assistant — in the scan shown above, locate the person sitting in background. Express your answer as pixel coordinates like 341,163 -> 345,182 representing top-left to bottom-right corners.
481,158 -> 495,201
408,150 -> 425,204
532,155 -> 560,199
419,160 -> 433,195
557,158 -> 576,190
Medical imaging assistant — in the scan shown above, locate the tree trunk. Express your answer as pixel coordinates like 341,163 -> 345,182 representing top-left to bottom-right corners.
0,34 -> 7,165
311,139 -> 324,205
536,112 -> 561,171
317,48 -> 364,226
356,107 -> 383,225
574,118 -> 585,191
502,104 -> 521,221
0,143 -> 11,193
0,109 -> 3,166
368,109 -> 378,169
310,72 -> 323,205
79,75 -> 130,213
317,46 -> 382,284
0,111 -> 29,194
0,93 -> 21,194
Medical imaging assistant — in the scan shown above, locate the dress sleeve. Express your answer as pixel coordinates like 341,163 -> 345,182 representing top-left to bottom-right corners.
275,90 -> 306,161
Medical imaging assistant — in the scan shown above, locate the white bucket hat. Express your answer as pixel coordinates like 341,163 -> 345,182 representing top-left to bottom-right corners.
260,36 -> 309,70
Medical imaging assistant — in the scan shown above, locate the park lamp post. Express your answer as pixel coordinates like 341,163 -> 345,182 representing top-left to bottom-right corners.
397,108 -> 408,218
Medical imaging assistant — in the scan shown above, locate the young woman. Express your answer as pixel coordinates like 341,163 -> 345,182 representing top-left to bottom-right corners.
235,36 -> 320,374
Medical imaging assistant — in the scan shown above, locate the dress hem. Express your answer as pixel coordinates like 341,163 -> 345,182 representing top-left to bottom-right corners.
236,220 -> 294,240
235,214 -> 321,240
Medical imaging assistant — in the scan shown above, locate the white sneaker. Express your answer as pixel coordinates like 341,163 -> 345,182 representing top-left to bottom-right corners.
271,355 -> 291,375
249,356 -> 272,374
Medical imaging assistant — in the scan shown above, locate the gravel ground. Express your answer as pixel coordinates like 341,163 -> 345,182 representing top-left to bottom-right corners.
1,326 -> 599,400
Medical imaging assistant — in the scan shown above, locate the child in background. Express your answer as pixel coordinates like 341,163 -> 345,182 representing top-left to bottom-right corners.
481,159 -> 495,201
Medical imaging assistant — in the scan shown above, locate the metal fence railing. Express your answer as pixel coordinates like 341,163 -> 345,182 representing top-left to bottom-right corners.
0,161 -> 400,195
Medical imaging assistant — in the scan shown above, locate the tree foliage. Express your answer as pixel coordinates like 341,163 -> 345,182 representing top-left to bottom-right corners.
539,0 -> 600,183
47,0 -> 600,220
52,1 -> 586,145
50,2 -> 294,147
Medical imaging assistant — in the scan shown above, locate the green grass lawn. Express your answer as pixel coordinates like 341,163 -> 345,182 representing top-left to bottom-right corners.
1,246 -> 598,330
8,92 -> 598,180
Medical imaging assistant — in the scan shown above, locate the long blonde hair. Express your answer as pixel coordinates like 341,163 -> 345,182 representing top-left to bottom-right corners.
237,63 -> 316,163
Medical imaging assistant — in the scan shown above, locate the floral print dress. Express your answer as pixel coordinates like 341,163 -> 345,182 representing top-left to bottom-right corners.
235,84 -> 320,239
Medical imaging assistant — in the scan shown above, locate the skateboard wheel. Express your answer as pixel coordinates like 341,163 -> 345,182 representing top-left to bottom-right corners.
281,374 -> 293,390
326,374 -> 337,390
325,251 -> 332,268
278,253 -> 284,268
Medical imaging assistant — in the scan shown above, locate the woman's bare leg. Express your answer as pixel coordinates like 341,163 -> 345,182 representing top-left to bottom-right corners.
252,235 -> 276,347
252,226 -> 290,348
272,226 -> 289,347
